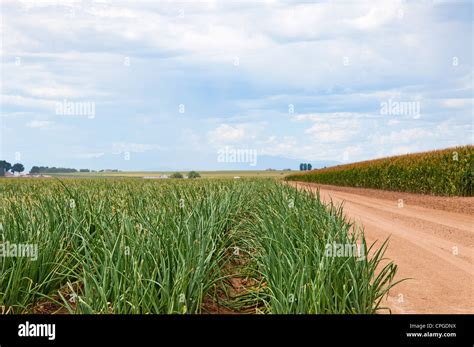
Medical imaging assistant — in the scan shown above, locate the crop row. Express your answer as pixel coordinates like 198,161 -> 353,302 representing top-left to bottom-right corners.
0,178 -> 398,313
286,146 -> 473,196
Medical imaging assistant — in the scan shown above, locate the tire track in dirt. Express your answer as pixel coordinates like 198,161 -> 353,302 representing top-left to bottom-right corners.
290,182 -> 474,314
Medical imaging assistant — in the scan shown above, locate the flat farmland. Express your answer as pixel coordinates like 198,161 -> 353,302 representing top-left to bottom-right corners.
50,170 -> 291,179
0,178 -> 398,314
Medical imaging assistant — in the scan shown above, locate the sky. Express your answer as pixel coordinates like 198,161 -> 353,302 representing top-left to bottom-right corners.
0,0 -> 472,171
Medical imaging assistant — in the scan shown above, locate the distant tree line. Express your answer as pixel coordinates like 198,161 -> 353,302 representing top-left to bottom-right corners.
0,160 -> 25,176
29,166 -> 118,174
30,166 -> 79,174
299,163 -> 312,171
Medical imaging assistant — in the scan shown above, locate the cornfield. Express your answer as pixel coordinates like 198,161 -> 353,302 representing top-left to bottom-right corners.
286,146 -> 473,196
0,178 -> 399,314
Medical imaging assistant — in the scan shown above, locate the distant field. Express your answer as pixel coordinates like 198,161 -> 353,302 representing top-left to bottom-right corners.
50,170 -> 291,179
286,146 -> 473,196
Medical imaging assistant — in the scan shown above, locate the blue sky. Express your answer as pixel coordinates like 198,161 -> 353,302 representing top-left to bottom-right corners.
0,0 -> 472,171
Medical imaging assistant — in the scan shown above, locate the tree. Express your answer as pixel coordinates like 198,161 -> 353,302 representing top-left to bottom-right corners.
302,163 -> 308,171
11,163 -> 25,174
27,166 -> 78,173
299,163 -> 304,171
0,160 -> 12,176
171,172 -> 183,179
188,171 -> 201,179
307,163 -> 312,170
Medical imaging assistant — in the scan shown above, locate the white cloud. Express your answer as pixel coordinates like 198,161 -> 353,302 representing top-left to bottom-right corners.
305,126 -> 355,143
389,145 -> 420,156
341,145 -> 363,162
208,123 -> 251,144
26,86 -> 80,99
293,112 -> 369,122
372,128 -> 433,145
260,136 -> 298,157
347,1 -> 402,30
388,119 -> 400,126
442,98 -> 473,108
1,94 -> 57,110
26,120 -> 53,129
298,114 -> 363,143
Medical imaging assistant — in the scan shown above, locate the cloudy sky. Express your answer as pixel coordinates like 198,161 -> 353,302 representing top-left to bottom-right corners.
1,0 -> 472,171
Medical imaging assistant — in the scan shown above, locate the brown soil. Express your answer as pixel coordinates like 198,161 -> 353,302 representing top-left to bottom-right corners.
201,249 -> 263,314
289,182 -> 474,314
297,183 -> 474,214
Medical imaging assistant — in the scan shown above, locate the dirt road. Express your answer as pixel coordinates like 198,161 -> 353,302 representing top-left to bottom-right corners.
289,182 -> 474,314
